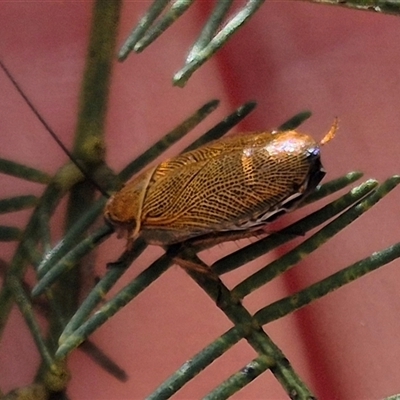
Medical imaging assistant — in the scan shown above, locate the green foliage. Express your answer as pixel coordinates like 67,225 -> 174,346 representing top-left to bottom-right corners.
1,1 -> 400,399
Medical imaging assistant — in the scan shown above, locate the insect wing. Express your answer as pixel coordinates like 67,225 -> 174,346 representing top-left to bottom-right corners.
151,132 -> 274,179
139,130 -> 321,244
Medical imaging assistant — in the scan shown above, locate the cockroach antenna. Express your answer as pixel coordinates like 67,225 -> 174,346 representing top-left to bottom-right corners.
0,59 -> 110,198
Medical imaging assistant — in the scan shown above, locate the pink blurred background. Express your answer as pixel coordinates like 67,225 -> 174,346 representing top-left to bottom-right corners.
1,1 -> 400,399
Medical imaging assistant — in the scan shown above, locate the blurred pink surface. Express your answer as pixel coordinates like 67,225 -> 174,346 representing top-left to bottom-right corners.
1,2 -> 400,399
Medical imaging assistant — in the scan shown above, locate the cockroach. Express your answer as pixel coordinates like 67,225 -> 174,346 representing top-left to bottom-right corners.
0,58 -> 337,251
105,120 -> 337,247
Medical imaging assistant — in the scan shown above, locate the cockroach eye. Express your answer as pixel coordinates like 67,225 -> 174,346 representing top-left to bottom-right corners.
306,146 -> 320,159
